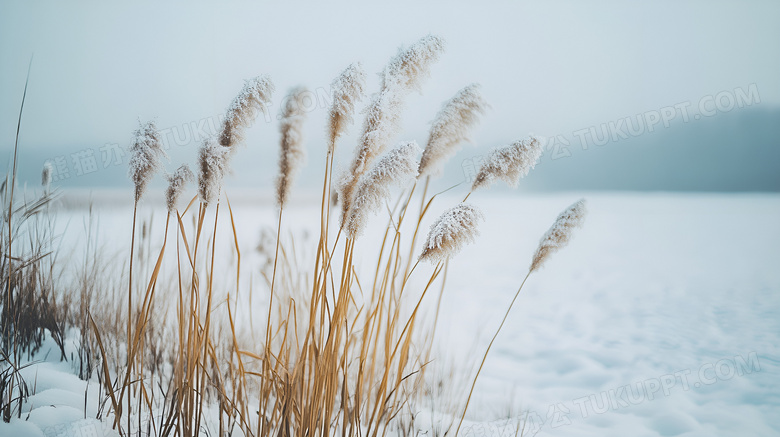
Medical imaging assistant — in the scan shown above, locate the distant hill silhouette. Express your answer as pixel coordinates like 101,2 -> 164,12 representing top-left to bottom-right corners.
522,106 -> 780,191
5,107 -> 780,192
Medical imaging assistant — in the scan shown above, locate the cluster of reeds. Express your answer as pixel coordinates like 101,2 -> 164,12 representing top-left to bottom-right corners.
1,36 -> 588,436
0,67 -> 71,423
0,174 -> 68,421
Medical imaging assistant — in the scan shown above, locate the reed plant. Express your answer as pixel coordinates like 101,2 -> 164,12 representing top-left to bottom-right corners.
1,63 -> 68,422
2,36 -> 588,437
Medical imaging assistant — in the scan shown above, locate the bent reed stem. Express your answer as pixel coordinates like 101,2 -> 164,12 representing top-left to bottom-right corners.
456,270 -> 532,436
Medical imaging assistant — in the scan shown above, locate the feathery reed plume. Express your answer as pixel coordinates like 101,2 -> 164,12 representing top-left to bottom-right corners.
197,139 -> 230,205
345,90 -> 405,180
340,35 -> 446,222
381,34 -> 446,92
418,83 -> 488,178
529,199 -> 587,272
344,141 -> 421,237
41,162 -> 52,191
419,202 -> 484,263
337,91 -> 403,227
218,75 -> 275,149
326,63 -> 366,154
276,86 -> 309,208
471,136 -> 543,192
128,120 -> 167,203
165,164 -> 194,213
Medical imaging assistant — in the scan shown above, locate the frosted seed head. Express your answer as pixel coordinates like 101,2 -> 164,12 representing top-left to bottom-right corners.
340,35 -> 445,222
128,120 -> 167,203
165,164 -> 194,212
419,83 -> 489,178
344,141 -> 421,238
276,86 -> 309,208
339,89 -> 406,223
381,34 -> 446,93
419,202 -> 484,263
327,63 -> 366,153
218,75 -> 275,149
471,136 -> 543,192
529,199 -> 587,273
197,139 -> 230,205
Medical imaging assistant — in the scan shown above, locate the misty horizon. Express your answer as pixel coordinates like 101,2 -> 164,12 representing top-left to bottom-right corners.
2,1 -> 779,193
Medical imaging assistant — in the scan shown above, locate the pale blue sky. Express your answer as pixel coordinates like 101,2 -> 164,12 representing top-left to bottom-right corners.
1,1 -> 779,191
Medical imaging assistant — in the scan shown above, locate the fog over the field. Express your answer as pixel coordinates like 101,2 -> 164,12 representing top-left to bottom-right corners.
1,1 -> 779,192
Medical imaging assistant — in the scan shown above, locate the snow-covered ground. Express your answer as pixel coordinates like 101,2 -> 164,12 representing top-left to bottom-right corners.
443,193 -> 780,436
2,191 -> 778,436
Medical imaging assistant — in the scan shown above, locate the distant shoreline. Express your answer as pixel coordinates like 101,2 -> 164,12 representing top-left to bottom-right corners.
44,188 -> 780,211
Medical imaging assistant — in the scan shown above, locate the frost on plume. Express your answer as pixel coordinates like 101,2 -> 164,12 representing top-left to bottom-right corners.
340,35 -> 445,224
381,34 -> 446,92
166,164 -> 194,212
419,83 -> 488,178
471,137 -> 543,192
353,34 -> 445,176
128,120 -> 167,203
339,89 -> 406,225
352,90 -> 405,177
327,63 -> 366,153
419,202 -> 484,263
276,86 -> 309,208
530,199 -> 587,273
197,140 -> 230,205
218,75 -> 275,149
344,141 -> 421,238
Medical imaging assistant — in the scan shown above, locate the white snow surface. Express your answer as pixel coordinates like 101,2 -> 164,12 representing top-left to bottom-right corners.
2,191 -> 778,436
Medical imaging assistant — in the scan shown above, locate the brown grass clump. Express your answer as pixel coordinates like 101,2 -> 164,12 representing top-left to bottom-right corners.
2,87 -> 67,418
276,86 -> 309,208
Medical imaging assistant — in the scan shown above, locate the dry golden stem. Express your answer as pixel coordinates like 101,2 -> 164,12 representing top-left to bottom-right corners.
456,271 -> 531,436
